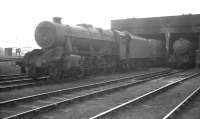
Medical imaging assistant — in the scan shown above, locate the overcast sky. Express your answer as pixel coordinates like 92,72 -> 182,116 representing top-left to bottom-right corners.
0,0 -> 199,48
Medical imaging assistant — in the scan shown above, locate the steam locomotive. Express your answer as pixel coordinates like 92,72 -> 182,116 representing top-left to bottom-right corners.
169,38 -> 195,69
24,17 -> 165,80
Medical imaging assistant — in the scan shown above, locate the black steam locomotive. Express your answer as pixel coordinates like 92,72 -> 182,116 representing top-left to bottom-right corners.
24,17 -> 166,80
169,38 -> 195,69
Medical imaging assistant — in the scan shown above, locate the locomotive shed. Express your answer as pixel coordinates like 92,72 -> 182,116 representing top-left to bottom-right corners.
111,14 -> 200,65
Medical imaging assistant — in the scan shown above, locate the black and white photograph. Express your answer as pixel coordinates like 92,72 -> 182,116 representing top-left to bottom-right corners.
0,0 -> 200,119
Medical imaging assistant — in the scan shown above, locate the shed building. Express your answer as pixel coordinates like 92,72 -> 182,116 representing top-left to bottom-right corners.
111,14 -> 200,59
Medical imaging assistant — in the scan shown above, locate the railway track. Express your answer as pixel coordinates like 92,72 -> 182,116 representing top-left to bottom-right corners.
0,74 -> 28,81
0,75 -> 49,91
0,70 -> 170,92
89,72 -> 200,119
0,69 -> 170,91
163,86 -> 200,119
0,69 -> 175,119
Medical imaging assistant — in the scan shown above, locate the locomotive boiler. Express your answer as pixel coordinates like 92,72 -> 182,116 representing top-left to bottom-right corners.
24,17 -> 165,80
169,38 -> 194,68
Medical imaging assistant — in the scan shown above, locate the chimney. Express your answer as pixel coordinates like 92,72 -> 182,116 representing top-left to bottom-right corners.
53,17 -> 62,24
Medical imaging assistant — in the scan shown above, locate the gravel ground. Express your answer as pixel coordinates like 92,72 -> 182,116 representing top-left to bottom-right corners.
32,69 -> 197,119
173,91 -> 200,119
0,69 -> 171,118
0,68 -> 167,102
101,71 -> 200,119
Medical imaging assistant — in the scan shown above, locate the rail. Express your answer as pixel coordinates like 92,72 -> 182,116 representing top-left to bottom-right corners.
89,72 -> 200,119
1,70 -> 174,119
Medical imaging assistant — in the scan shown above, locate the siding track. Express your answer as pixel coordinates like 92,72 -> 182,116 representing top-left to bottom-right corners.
0,76 -> 49,91
0,70 -> 175,119
90,72 -> 200,119
163,86 -> 200,119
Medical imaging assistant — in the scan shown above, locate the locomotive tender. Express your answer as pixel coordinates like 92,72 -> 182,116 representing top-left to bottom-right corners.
24,17 -> 165,80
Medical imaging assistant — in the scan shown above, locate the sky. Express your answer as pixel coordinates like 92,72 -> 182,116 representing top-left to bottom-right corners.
0,0 -> 200,49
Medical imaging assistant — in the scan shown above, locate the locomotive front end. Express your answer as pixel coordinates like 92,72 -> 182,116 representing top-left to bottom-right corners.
170,38 -> 194,69
25,20 -> 62,78
35,21 -> 57,48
